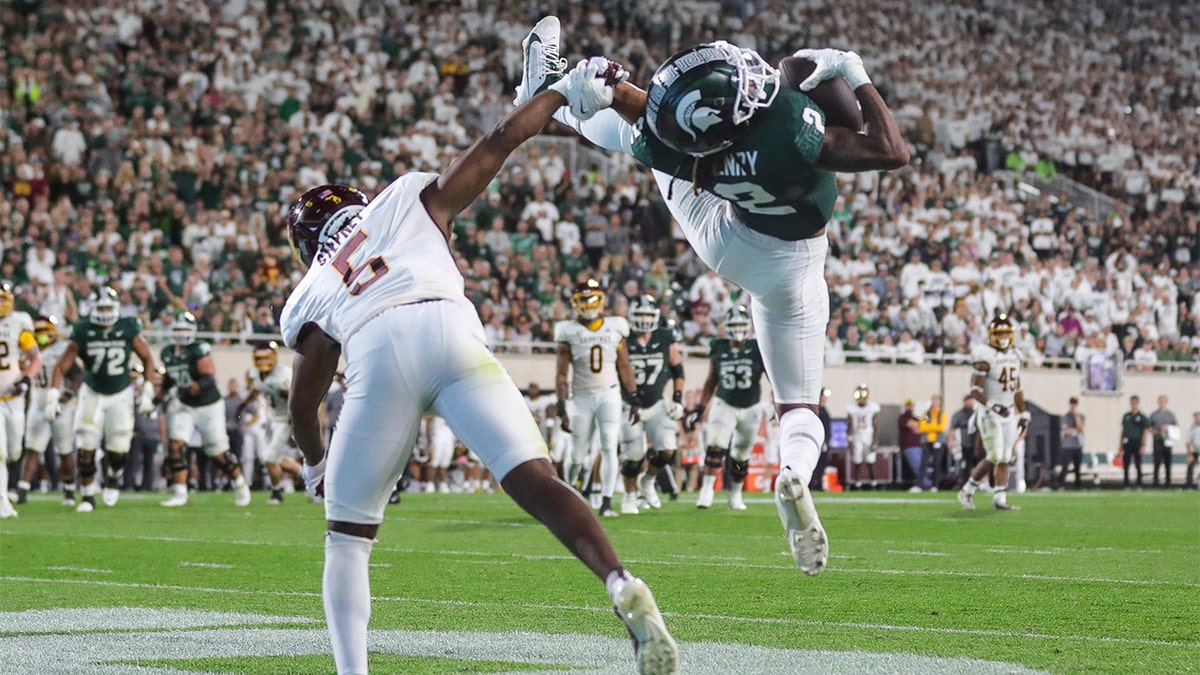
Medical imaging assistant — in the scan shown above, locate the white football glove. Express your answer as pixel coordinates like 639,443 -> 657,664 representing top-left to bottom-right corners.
136,385 -> 156,414
791,48 -> 871,91
666,401 -> 685,421
303,456 -> 327,501
550,57 -> 627,121
45,388 -> 62,420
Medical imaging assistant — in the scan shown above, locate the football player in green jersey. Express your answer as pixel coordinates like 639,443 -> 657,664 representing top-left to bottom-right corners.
618,296 -> 685,514
158,310 -> 251,507
517,20 -> 908,575
47,287 -> 160,513
686,306 -> 766,511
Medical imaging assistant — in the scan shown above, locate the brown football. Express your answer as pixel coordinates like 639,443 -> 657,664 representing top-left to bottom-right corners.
778,57 -> 864,131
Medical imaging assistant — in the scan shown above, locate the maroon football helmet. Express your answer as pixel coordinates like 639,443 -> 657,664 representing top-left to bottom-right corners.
287,185 -> 370,269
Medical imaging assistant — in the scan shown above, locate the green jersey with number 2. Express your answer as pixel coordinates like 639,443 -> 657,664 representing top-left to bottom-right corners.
632,87 -> 836,241
71,317 -> 141,395
710,337 -> 765,408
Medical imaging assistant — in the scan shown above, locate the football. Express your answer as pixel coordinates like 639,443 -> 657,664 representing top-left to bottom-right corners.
778,57 -> 864,131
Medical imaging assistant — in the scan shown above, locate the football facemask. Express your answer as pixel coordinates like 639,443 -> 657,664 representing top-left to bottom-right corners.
89,287 -> 120,328
629,295 -> 661,333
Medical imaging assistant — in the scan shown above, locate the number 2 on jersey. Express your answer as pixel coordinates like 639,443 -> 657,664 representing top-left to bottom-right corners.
332,230 -> 390,296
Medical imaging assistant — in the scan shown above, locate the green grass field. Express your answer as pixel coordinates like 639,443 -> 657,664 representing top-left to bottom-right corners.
1,489 -> 1196,674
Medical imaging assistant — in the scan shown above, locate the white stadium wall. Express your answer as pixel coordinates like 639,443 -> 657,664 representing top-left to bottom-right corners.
202,343 -> 1196,457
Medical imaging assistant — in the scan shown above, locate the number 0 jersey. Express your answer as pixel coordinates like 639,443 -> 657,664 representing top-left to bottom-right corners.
625,327 -> 675,404
246,364 -> 292,422
280,172 -> 471,349
971,344 -> 1023,409
0,311 -> 35,392
710,338 -> 765,408
555,316 -> 629,393
70,317 -> 141,395
632,87 -> 836,241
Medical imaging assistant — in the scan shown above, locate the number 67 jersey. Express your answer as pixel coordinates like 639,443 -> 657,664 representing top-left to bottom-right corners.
280,173 -> 473,349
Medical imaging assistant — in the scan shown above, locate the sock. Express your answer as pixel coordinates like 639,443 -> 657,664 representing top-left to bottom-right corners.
599,449 -> 619,499
993,487 -> 1007,505
605,568 -> 631,603
964,478 -> 980,495
232,475 -> 247,489
324,531 -> 374,675
0,463 -> 8,504
700,474 -> 717,491
80,482 -> 98,497
17,480 -> 31,491
730,482 -> 744,498
63,482 -> 76,497
778,408 -> 824,486
172,483 -> 188,497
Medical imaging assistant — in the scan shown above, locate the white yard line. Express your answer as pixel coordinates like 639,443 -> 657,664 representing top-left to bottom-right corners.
179,561 -> 235,569
2,575 -> 1195,650
42,566 -> 112,574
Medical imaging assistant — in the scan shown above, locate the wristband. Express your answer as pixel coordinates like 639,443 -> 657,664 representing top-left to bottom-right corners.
672,390 -> 683,404
844,63 -> 871,90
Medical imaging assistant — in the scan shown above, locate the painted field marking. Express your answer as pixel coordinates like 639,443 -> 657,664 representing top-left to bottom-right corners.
179,562 -> 234,569
43,566 -> 112,574
3,576 -> 1197,650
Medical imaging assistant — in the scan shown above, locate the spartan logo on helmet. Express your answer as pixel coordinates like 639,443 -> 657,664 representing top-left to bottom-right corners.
88,286 -> 120,328
287,184 -> 370,269
629,295 -> 661,333
988,312 -> 1015,352
724,305 -> 752,343
253,340 -> 279,375
646,41 -> 780,157
570,279 -> 605,321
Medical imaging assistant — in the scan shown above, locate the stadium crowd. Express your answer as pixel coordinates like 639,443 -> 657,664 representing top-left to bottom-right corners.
1,0 -> 1197,371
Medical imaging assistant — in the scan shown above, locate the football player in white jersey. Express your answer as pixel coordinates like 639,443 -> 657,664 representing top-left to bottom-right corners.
846,383 -> 882,489
240,341 -> 302,504
0,282 -> 41,519
957,313 -> 1028,511
281,62 -> 676,675
422,415 -> 456,493
554,278 -> 644,517
16,316 -> 79,506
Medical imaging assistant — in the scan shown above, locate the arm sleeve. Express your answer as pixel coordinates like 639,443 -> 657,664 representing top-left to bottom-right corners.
552,108 -> 637,155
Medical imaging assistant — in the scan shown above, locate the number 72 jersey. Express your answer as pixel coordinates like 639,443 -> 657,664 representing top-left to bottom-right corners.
70,317 -> 142,395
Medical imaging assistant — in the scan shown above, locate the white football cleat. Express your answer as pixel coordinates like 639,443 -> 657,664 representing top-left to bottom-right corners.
728,492 -> 748,511
437,482 -> 451,494
101,487 -> 120,507
234,482 -> 252,507
514,16 -> 566,106
695,484 -> 714,509
957,489 -> 975,510
161,493 -> 189,507
0,501 -> 17,519
775,470 -> 828,576
621,492 -> 640,515
75,500 -> 94,513
611,576 -> 680,675
638,474 -> 662,509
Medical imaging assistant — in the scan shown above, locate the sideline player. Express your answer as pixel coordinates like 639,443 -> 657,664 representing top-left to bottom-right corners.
518,18 -> 908,575
241,341 -> 302,504
282,61 -> 677,675
158,310 -> 251,508
957,313 -> 1027,510
47,287 -> 157,513
846,383 -> 881,489
554,278 -> 643,517
0,282 -> 40,518
687,306 -> 765,510
16,316 -> 79,505
618,296 -> 685,513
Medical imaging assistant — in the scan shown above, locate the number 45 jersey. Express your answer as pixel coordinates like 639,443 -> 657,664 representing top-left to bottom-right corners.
280,173 -> 472,349
970,343 -> 1023,409
70,317 -> 142,395
710,337 -> 765,409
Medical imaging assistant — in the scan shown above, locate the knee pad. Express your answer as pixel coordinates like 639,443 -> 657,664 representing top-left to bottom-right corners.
621,460 -> 642,479
648,450 -> 673,468
167,457 -> 188,474
213,453 -> 238,477
79,458 -> 98,479
729,458 -> 749,481
704,447 -> 727,471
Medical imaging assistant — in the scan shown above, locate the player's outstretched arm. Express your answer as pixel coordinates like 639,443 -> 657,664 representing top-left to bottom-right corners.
289,323 -> 342,467
817,83 -> 908,172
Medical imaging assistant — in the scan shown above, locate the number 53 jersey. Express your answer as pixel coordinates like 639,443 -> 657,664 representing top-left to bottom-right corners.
710,338 -> 765,409
281,173 -> 472,349
554,317 -> 629,393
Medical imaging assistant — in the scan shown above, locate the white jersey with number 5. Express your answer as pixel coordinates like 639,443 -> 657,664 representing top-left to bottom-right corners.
554,317 -> 629,393
971,344 -> 1022,408
280,173 -> 471,349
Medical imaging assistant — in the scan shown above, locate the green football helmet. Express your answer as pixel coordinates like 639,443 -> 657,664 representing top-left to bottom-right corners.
645,41 -> 779,157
